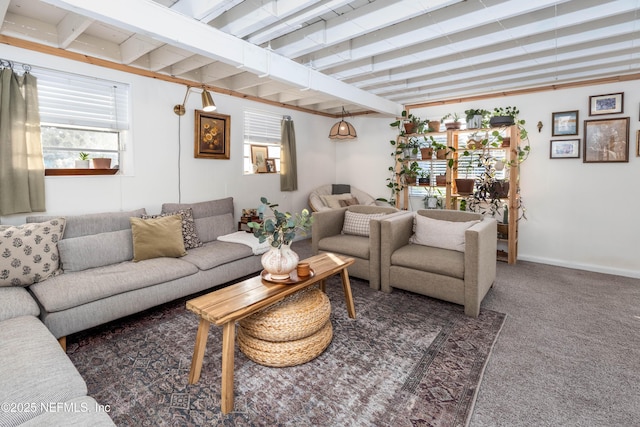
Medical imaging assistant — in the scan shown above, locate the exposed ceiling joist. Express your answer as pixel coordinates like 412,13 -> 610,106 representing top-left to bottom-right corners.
41,0 -> 401,115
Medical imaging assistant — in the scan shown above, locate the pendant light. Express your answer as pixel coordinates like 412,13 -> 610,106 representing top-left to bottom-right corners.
328,107 -> 357,140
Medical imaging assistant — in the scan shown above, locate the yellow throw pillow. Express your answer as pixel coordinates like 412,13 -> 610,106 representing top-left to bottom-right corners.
130,214 -> 187,262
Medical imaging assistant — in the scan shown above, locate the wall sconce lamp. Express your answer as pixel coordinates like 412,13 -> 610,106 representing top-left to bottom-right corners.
173,85 -> 216,115
328,107 -> 357,140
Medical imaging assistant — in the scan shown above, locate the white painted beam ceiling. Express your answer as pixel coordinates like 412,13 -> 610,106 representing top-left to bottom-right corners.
1,0 -> 639,116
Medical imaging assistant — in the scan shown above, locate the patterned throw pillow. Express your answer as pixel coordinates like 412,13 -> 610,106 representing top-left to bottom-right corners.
142,208 -> 203,249
0,218 -> 66,287
341,211 -> 385,237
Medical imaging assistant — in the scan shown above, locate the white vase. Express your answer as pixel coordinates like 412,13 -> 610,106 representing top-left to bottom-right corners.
261,244 -> 299,280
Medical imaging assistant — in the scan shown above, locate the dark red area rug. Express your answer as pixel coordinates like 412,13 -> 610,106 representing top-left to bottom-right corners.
67,277 -> 505,426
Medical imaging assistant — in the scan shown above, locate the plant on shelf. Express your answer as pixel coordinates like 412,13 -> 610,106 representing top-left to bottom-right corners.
395,137 -> 421,159
400,161 -> 421,186
488,106 -> 531,165
390,110 -> 425,135
441,112 -> 463,130
419,135 -> 437,159
248,197 -> 312,249
423,187 -> 444,209
418,169 -> 430,186
464,109 -> 490,129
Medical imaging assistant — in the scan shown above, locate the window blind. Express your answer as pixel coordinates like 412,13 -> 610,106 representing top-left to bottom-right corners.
244,110 -> 281,144
33,66 -> 129,130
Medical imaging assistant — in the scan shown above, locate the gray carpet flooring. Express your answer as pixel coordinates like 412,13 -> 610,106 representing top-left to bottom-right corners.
293,239 -> 640,427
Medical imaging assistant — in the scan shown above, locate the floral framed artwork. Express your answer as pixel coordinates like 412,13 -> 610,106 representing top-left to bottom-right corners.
583,117 -> 629,163
251,145 -> 269,173
550,139 -> 580,159
551,110 -> 578,136
195,110 -> 230,159
589,92 -> 623,116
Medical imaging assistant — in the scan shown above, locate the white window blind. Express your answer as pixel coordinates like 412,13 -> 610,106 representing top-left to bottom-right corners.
244,110 -> 281,144
33,66 -> 129,130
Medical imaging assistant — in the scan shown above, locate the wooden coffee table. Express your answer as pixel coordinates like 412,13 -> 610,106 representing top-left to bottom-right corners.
186,252 -> 356,414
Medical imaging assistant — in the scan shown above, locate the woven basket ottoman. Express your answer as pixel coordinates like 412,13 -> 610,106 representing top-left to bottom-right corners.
237,287 -> 332,367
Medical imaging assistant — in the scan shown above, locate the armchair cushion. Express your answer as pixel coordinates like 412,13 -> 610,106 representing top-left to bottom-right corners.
342,211 -> 386,237
338,197 -> 360,207
317,234 -> 371,260
332,184 -> 351,194
320,193 -> 355,209
391,244 -> 465,279
410,215 -> 479,252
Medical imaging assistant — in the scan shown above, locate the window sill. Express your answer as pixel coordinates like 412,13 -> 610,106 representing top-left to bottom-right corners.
45,169 -> 119,176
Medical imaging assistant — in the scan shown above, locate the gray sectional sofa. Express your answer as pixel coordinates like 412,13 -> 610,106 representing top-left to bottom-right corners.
0,197 -> 263,426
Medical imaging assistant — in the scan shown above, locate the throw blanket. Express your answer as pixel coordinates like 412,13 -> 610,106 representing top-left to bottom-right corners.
217,231 -> 270,255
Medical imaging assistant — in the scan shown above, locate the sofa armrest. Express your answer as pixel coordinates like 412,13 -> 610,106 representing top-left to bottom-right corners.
311,208 -> 347,253
463,217 -> 497,317
380,212 -> 415,292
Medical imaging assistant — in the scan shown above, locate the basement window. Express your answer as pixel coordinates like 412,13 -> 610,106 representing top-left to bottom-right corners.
243,110 -> 281,174
34,66 -> 130,176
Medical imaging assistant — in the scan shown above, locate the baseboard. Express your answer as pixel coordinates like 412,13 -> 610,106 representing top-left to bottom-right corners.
518,254 -> 640,279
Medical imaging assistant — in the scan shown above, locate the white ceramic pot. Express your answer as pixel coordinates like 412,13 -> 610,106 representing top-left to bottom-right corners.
261,244 -> 299,280
75,160 -> 90,168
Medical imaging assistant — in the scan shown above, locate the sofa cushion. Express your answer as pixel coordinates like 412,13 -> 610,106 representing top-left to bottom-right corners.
0,218 -> 66,287
27,208 -> 146,238
57,229 -> 133,272
338,197 -> 360,207
0,316 -> 88,426
410,214 -> 479,252
332,183 -> 351,194
181,240 -> 254,271
161,197 -> 233,220
320,193 -> 354,209
130,215 -> 187,262
29,258 -> 199,313
194,213 -> 235,243
392,244 -> 465,279
0,287 -> 40,321
342,211 -> 385,237
318,234 -> 371,260
142,208 -> 203,249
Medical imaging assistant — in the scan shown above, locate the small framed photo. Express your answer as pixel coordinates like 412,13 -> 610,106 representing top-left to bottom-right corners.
250,145 -> 269,173
195,110 -> 230,159
551,110 -> 579,136
636,130 -> 640,157
583,117 -> 629,163
589,92 -> 623,116
265,158 -> 277,173
550,139 -> 580,159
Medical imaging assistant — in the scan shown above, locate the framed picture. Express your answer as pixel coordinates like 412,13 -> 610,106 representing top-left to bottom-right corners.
551,110 -> 578,136
251,145 -> 269,173
550,139 -> 580,159
194,110 -> 230,159
636,130 -> 640,157
583,117 -> 629,163
589,92 -> 623,116
265,158 -> 276,173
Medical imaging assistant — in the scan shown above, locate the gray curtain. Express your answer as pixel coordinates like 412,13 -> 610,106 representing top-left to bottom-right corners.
280,118 -> 298,191
0,67 -> 45,215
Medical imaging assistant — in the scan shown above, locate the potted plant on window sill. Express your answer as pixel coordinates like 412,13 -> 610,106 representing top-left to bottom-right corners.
92,157 -> 112,169
75,152 -> 90,168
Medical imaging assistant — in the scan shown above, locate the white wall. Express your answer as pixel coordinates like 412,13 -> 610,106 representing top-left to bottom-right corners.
0,44 -> 336,227
336,84 -> 640,278
3,44 -> 639,278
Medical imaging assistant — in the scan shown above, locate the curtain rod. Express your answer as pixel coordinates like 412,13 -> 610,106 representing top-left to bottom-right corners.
0,59 -> 32,73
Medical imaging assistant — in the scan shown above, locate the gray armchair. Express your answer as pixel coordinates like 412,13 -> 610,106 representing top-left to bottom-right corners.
312,205 -> 400,290
380,210 -> 497,317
